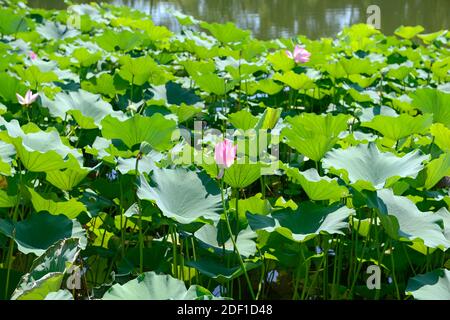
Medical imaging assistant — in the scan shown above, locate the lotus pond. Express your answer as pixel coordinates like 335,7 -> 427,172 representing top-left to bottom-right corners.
0,1 -> 450,301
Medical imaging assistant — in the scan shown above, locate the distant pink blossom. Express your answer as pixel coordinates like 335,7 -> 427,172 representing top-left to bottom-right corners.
286,45 -> 311,63
16,90 -> 38,106
29,51 -> 37,60
214,139 -> 237,179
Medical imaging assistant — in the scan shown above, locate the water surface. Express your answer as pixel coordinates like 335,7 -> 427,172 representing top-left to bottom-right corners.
28,0 -> 450,39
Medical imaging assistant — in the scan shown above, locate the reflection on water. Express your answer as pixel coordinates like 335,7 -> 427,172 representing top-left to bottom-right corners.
28,0 -> 450,39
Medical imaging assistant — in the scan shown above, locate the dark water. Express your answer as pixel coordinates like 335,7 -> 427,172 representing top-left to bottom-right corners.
28,0 -> 450,39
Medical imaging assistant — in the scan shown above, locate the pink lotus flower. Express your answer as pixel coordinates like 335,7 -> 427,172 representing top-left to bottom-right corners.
16,90 -> 39,106
286,45 -> 311,63
29,51 -> 37,60
214,139 -> 237,179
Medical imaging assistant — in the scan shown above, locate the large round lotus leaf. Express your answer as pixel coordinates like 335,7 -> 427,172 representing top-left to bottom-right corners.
282,113 -> 349,162
27,187 -> 87,219
41,90 -> 126,129
373,189 -> 450,251
36,21 -> 80,40
0,190 -> 18,208
285,167 -> 349,201
395,25 -> 424,39
323,143 -> 429,189
224,162 -> 264,189
0,212 -> 87,256
137,168 -> 222,224
0,118 -> 83,172
44,289 -> 74,300
117,151 -> 163,175
406,269 -> 450,300
273,71 -> 315,90
423,152 -> 450,189
437,207 -> 450,242
228,110 -> 258,130
11,238 -> 81,300
0,140 -> 15,176
357,106 -> 398,123
101,114 -> 177,150
430,123 -> 450,152
102,271 -> 211,300
200,21 -> 250,44
361,113 -> 433,141
247,202 -> 354,242
194,224 -> 257,257
410,88 -> 450,127
45,162 -> 95,191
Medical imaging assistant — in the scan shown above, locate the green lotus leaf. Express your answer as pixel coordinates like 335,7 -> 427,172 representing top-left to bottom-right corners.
194,224 -> 257,257
0,9 -> 29,35
285,167 -> 349,201
228,110 -> 258,130
72,47 -> 102,67
224,162 -> 263,189
41,90 -> 126,129
0,140 -> 15,176
101,114 -> 177,150
44,289 -> 74,300
430,123 -> 450,152
27,187 -> 87,219
13,65 -> 58,89
423,152 -> 450,189
36,21 -> 80,40
273,71 -> 315,90
361,113 -> 432,141
117,151 -> 163,175
348,88 -> 380,103
282,113 -> 349,162
0,72 -> 27,102
245,78 -> 283,95
82,73 -> 126,99
406,269 -> 450,300
45,162 -> 94,191
418,30 -> 448,44
118,55 -> 170,86
228,193 -> 272,216
267,50 -> 295,72
323,143 -> 428,189
358,106 -> 398,123
395,25 -> 425,39
102,271 -> 212,300
247,202 -> 353,242
0,190 -> 19,208
0,119 -> 83,172
437,207 -> 450,242
11,238 -> 81,300
410,88 -> 450,127
255,107 -> 282,131
192,73 -> 235,96
0,212 -> 87,256
95,29 -> 143,51
373,189 -> 450,251
137,168 -> 222,224
167,103 -> 202,123
200,21 -> 250,44
339,57 -> 379,76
